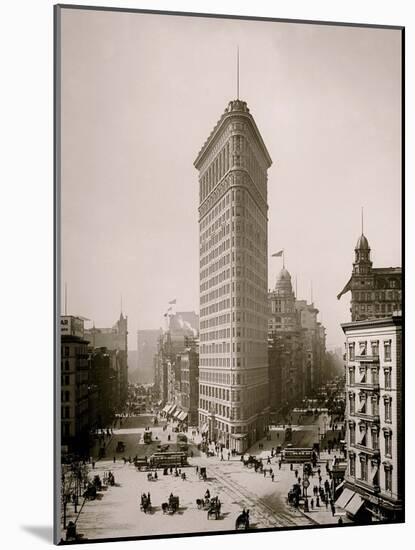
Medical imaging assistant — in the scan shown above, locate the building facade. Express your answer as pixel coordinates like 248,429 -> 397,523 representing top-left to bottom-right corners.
337,232 -> 402,321
340,314 -> 402,522
268,267 -> 327,418
60,316 -> 90,457
136,329 -> 161,383
195,99 -> 272,452
154,312 -> 199,426
85,313 -> 128,409
268,268 -> 305,417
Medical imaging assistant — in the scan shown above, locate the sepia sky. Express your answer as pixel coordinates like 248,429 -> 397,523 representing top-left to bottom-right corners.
60,8 -> 402,350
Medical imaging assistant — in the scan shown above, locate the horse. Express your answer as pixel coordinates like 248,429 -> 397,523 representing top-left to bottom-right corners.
196,498 -> 203,509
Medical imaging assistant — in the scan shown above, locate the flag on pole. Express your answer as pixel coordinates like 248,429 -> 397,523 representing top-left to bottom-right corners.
272,250 -> 283,257
168,299 -> 177,305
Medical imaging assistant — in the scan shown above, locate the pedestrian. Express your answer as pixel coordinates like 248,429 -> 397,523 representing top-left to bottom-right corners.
263,469 -> 266,478
310,498 -> 314,510
196,465 -> 199,475
270,468 -> 273,476
271,473 -> 275,482
330,500 -> 335,516
228,451 -> 230,460
338,516 -> 343,525
278,460 -> 281,470
113,456 -> 116,463
92,460 -> 95,469
267,456 -> 271,465
295,469 -> 298,478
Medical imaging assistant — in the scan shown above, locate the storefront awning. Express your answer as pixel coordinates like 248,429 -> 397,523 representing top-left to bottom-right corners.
179,411 -> 188,421
173,409 -> 181,418
162,405 -> 170,413
335,487 -> 354,509
200,423 -> 208,433
345,493 -> 365,516
169,404 -> 177,415
231,433 -> 247,439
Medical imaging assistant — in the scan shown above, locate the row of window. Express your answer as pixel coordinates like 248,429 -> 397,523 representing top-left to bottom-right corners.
348,393 -> 392,422
348,340 -> 391,361
353,290 -> 401,301
349,455 -> 393,492
348,365 -> 392,388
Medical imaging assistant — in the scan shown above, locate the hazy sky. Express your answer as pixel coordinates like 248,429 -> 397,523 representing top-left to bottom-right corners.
60,8 -> 402,350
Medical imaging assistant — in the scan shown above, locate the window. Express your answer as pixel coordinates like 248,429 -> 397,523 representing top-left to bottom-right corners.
349,454 -> 356,477
384,431 -> 392,457
349,367 -> 355,385
385,466 -> 393,492
384,340 -> 392,362
349,343 -> 355,361
384,397 -> 392,423
360,456 -> 368,481
384,368 -> 392,389
371,428 -> 379,450
359,341 -> 367,356
349,423 -> 356,445
349,393 -> 356,415
371,341 -> 379,356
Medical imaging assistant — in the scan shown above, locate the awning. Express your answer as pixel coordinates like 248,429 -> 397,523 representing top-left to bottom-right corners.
173,409 -> 181,419
200,423 -> 208,433
345,493 -> 365,516
179,411 -> 188,421
335,487 -> 355,509
169,404 -> 177,415
162,405 -> 169,413
231,433 -> 247,439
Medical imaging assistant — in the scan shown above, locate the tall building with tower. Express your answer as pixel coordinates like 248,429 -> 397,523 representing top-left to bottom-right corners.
195,98 -> 272,452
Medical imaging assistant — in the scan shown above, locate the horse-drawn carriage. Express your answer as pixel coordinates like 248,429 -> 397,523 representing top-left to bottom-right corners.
147,471 -> 158,481
199,467 -> 207,481
83,483 -> 97,500
207,496 -> 221,520
162,494 -> 179,514
140,493 -> 152,513
235,510 -> 250,530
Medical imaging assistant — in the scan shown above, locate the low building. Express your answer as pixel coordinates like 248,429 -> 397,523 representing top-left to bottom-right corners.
60,316 -> 90,457
339,313 -> 402,522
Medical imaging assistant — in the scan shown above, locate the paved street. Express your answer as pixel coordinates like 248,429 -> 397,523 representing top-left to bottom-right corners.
61,413 -> 349,541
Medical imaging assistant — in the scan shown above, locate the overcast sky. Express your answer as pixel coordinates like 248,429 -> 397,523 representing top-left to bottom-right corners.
60,8 -> 402,350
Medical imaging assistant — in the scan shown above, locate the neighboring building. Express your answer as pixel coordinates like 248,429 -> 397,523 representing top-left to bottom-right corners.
339,313 -> 403,522
88,347 -> 119,428
155,312 -> 199,426
85,313 -> 128,409
177,344 -> 199,425
337,232 -> 402,321
60,316 -> 90,457
268,267 -> 305,417
195,99 -> 272,452
136,329 -> 161,383
268,267 -> 327,418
